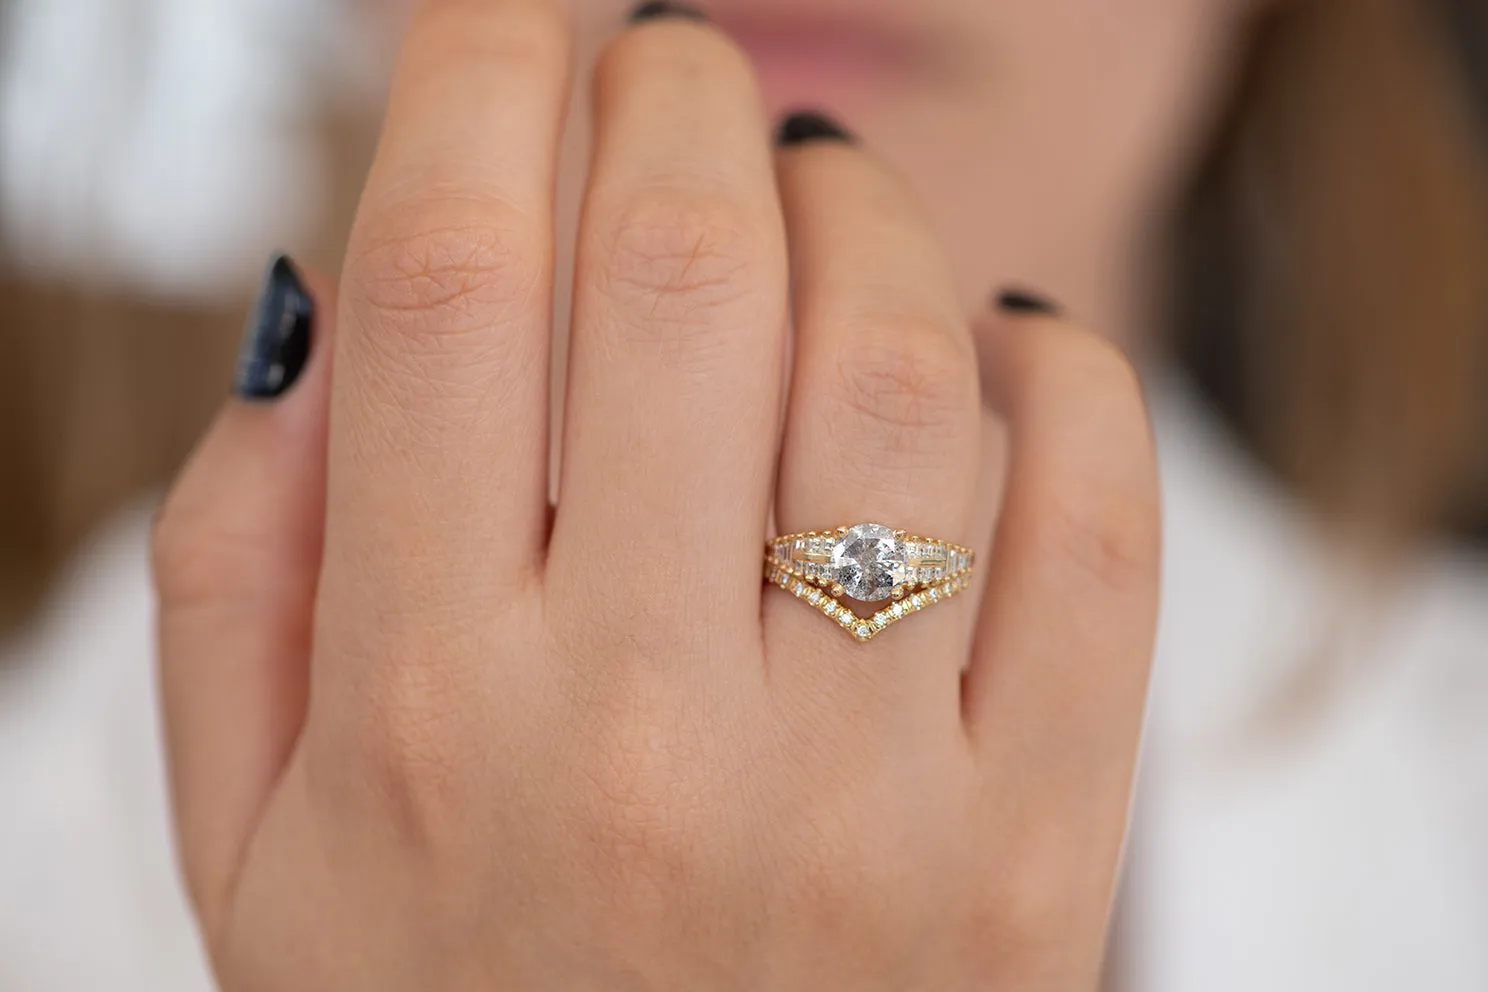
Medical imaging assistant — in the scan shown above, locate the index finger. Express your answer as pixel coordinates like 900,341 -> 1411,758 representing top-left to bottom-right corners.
324,0 -> 570,645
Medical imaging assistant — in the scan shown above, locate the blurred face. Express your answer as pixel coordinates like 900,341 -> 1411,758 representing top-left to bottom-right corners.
567,0 -> 1253,342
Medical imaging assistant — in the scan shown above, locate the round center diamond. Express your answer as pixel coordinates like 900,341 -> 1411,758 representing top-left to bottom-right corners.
830,523 -> 904,603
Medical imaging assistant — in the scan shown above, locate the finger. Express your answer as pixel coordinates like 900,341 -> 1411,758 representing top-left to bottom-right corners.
768,113 -> 983,715
328,0 -> 571,623
963,310 -> 1160,896
550,9 -> 789,647
154,257 -> 333,934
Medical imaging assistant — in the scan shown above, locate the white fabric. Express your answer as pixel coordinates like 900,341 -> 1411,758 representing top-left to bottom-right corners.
0,382 -> 1485,991
1129,381 -> 1488,991
0,509 -> 212,992
0,0 -> 369,297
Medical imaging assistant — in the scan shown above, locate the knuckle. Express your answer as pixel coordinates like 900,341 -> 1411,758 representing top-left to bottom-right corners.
347,195 -> 546,340
1025,447 -> 1158,597
833,318 -> 980,444
595,192 -> 765,327
577,716 -> 726,890
588,784 -> 699,888
1020,328 -> 1159,595
1044,489 -> 1158,596
786,814 -> 916,940
150,490 -> 259,610
978,822 -> 1103,958
148,496 -> 197,598
340,662 -> 479,836
990,867 -> 1079,955
341,197 -> 548,400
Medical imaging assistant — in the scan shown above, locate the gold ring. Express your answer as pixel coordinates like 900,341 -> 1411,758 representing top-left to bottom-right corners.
765,523 -> 975,642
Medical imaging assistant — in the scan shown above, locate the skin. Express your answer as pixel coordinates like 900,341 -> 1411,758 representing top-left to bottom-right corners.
559,0 -> 1251,342
151,0 -> 1251,985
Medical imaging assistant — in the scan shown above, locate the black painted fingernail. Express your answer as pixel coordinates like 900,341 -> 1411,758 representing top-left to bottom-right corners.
996,288 -> 1060,316
628,1 -> 708,23
234,254 -> 314,400
776,110 -> 856,147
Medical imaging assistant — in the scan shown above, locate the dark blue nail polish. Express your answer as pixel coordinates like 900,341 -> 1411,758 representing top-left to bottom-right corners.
234,254 -> 314,400
628,1 -> 708,23
996,289 -> 1059,316
776,110 -> 856,147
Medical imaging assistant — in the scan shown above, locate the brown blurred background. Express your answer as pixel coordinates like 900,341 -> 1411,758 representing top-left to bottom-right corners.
0,110 -> 373,632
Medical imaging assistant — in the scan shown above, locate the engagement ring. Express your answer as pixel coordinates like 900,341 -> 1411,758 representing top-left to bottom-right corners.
765,523 -> 975,642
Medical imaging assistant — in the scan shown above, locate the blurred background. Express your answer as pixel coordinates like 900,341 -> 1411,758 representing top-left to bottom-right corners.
0,0 -> 1485,990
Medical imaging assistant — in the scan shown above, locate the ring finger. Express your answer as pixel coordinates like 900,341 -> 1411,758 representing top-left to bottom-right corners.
768,114 -> 985,718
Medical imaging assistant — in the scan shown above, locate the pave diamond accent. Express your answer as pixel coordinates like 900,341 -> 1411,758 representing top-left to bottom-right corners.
764,558 -> 972,643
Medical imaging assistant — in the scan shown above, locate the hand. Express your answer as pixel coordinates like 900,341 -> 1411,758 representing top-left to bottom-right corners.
153,2 -> 1160,988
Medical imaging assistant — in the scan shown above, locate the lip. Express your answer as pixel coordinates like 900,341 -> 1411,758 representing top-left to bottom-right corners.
704,4 -> 929,115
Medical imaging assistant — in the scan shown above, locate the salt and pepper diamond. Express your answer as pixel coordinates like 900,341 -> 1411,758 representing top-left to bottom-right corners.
829,523 -> 904,603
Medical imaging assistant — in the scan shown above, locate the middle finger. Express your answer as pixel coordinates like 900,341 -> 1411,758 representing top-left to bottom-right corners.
551,9 -> 789,644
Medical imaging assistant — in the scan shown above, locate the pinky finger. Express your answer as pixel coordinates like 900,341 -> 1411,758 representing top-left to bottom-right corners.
964,308 -> 1160,937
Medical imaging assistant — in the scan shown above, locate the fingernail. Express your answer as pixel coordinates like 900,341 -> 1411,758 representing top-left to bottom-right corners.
628,1 -> 708,23
234,254 -> 314,400
995,288 -> 1060,316
776,110 -> 857,147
